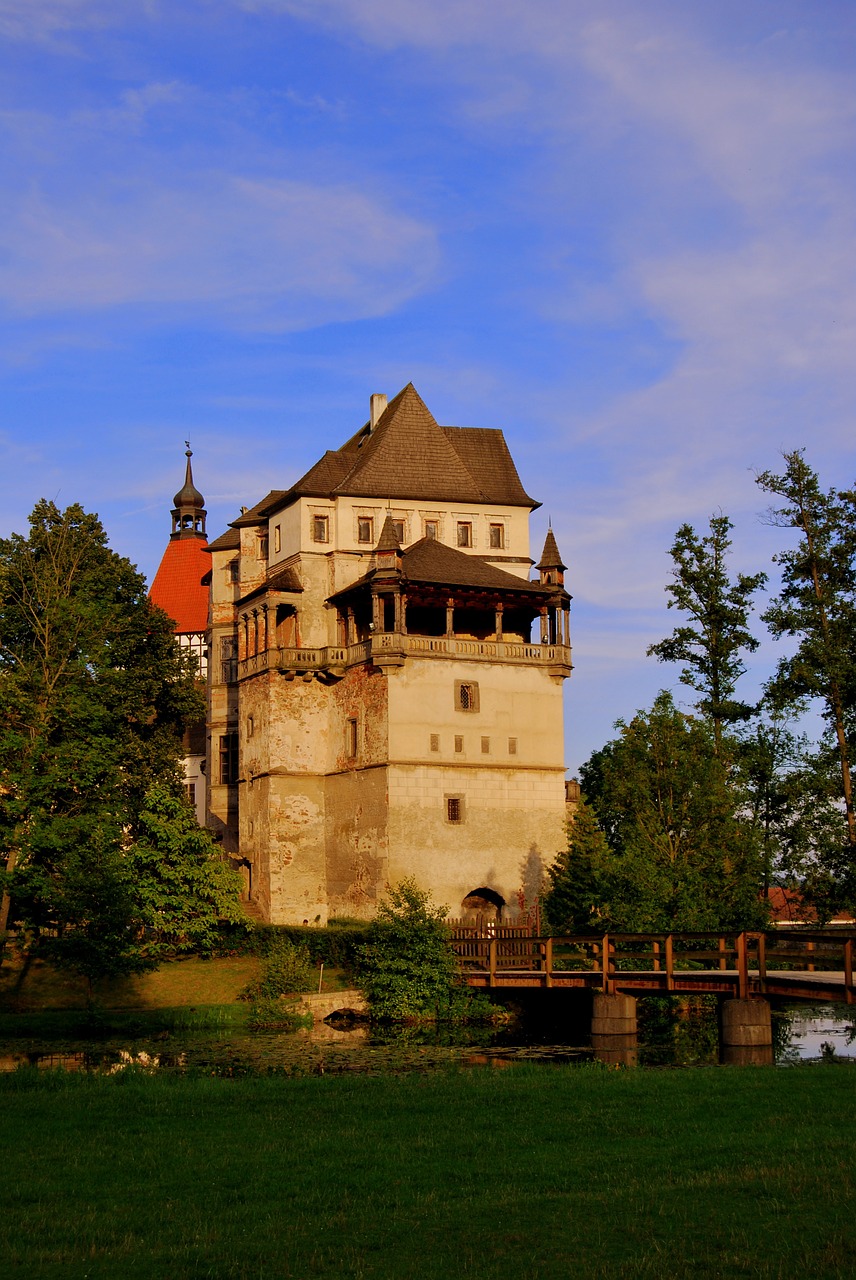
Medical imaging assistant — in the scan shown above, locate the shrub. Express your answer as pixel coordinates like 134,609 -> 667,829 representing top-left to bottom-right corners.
240,936 -> 315,1002
356,878 -> 496,1023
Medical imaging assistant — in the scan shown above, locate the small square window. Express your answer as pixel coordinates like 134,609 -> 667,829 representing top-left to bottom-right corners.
313,515 -> 329,543
274,525 -> 281,553
457,521 -> 472,548
358,517 -> 374,544
430,734 -> 440,753
508,737 -> 518,755
454,735 -> 464,753
455,680 -> 479,712
489,523 -> 504,550
446,796 -> 464,823
425,519 -> 438,540
481,736 -> 490,754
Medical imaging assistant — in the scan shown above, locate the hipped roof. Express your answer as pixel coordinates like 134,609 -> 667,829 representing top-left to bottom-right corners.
227,384 -> 538,530
330,537 -> 551,602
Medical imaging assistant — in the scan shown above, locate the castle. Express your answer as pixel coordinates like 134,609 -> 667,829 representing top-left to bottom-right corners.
155,384 -> 572,923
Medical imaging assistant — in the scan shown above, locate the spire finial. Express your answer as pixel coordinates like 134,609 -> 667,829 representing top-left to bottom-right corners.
171,445 -> 207,540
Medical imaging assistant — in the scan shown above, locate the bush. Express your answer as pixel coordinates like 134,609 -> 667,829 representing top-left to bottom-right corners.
216,922 -> 371,972
356,878 -> 497,1023
240,936 -> 315,1002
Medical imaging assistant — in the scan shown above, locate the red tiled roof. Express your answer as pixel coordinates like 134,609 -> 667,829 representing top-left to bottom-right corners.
149,537 -> 210,633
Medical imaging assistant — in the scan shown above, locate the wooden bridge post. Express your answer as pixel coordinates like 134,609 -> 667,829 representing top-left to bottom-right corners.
845,938 -> 853,1006
543,936 -> 553,988
736,932 -> 749,1000
601,933 -> 611,995
664,934 -> 674,992
488,938 -> 497,988
591,993 -> 638,1067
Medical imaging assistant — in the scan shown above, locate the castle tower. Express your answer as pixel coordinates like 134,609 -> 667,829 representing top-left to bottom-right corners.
204,386 -> 572,922
150,447 -> 211,822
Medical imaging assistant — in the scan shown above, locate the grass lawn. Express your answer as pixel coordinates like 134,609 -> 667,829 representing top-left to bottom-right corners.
1,1064 -> 854,1279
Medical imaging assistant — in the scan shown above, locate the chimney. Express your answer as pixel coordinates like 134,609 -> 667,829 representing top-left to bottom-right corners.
369,393 -> 387,431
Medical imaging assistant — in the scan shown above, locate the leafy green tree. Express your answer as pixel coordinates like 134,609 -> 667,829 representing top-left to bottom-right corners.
735,717 -> 842,904
579,692 -> 766,932
0,500 -> 224,976
357,878 -> 483,1021
647,515 -> 766,755
129,785 -> 246,960
756,452 -> 856,866
542,801 -> 610,934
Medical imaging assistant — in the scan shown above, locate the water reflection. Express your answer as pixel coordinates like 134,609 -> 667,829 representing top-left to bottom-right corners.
0,999 -> 852,1075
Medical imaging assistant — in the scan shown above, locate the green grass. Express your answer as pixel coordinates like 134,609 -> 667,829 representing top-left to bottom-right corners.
1,1064 -> 854,1278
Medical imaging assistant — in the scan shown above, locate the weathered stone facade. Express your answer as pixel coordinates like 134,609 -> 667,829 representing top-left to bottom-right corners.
205,384 -> 572,923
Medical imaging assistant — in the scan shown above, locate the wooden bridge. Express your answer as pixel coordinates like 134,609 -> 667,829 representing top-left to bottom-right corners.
450,927 -> 856,1004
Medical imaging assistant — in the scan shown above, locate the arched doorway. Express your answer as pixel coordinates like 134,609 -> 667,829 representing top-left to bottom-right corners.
461,886 -> 506,927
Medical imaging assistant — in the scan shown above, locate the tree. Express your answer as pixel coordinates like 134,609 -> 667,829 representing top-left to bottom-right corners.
734,717 -> 843,905
542,801 -> 610,935
356,878 -> 465,1021
647,515 -> 766,755
756,452 -> 856,868
0,500 -> 230,978
128,785 -> 246,960
578,692 -> 766,932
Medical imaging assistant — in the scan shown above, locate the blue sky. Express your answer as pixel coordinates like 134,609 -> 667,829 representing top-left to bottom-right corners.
1,0 -> 854,773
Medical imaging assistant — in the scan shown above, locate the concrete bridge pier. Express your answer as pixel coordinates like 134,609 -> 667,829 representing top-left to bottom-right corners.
720,997 -> 773,1066
591,993 -> 638,1067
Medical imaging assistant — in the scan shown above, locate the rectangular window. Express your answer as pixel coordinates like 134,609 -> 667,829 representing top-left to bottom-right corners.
454,735 -> 464,753
457,521 -> 472,548
219,732 -> 238,785
455,680 -> 479,712
481,736 -> 490,754
346,718 -> 358,759
258,535 -> 268,560
220,636 -> 238,684
274,525 -> 281,553
312,515 -> 329,543
508,737 -> 518,755
392,519 -> 405,544
228,560 -> 239,583
446,796 -> 464,824
184,782 -> 196,808
424,519 -> 438,540
430,734 -> 440,753
247,715 -> 254,738
357,517 -> 374,544
489,523 -> 505,550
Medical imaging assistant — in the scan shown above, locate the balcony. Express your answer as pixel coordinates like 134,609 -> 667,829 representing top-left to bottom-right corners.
238,634 -> 572,681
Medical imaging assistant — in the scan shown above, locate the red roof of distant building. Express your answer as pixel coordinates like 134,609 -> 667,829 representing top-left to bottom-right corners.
149,537 -> 210,633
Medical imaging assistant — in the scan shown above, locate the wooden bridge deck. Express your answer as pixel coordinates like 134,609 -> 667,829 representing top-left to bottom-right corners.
451,929 -> 856,1004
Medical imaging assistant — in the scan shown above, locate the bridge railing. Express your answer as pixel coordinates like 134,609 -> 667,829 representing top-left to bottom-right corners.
450,928 -> 855,1001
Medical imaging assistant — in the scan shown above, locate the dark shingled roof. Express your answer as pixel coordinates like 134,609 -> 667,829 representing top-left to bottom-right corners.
330,538 -> 549,601
204,528 -> 241,553
228,384 -> 539,526
402,538 -> 548,594
375,512 -> 402,553
537,528 -> 567,571
265,564 -> 303,593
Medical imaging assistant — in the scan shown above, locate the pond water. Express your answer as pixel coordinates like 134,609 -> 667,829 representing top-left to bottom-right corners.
0,997 -> 853,1075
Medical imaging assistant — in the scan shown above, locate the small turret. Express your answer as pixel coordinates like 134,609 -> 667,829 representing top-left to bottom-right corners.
537,525 -> 566,587
373,511 -> 403,574
171,444 -> 207,539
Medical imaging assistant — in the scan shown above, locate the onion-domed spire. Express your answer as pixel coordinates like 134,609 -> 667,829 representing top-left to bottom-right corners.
170,444 -> 207,539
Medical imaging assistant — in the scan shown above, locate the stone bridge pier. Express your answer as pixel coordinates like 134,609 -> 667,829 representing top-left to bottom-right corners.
719,997 -> 773,1066
589,992 -> 774,1067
